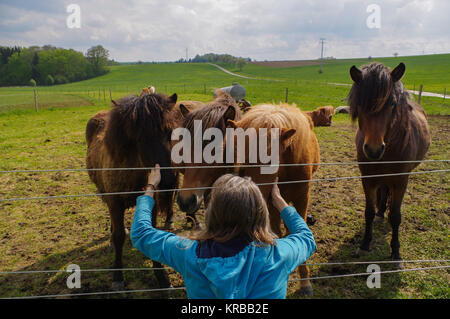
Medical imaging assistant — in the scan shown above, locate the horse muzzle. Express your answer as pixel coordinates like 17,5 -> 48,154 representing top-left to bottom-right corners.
177,193 -> 202,214
363,142 -> 385,160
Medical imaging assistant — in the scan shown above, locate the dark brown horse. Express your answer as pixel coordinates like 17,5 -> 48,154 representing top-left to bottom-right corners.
176,90 -> 242,225
86,90 -> 178,289
348,62 -> 431,267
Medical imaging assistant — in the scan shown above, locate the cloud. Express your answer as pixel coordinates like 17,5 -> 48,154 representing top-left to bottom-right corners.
0,0 -> 448,61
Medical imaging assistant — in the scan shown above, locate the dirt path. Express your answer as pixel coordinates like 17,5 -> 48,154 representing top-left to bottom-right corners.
208,63 -> 284,82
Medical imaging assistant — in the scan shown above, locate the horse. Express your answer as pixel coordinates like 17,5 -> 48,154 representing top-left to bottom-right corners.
305,106 -> 335,126
175,90 -> 242,226
85,89 -> 178,289
173,100 -> 206,127
348,62 -> 431,267
177,102 -> 320,295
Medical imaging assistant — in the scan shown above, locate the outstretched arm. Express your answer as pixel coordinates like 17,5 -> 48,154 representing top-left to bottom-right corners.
270,178 -> 316,272
130,165 -> 194,274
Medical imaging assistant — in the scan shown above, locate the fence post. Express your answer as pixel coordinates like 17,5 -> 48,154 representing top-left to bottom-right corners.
103,88 -> 106,101
109,88 -> 112,101
204,84 -> 206,94
285,88 -> 289,103
33,88 -> 38,112
418,84 -> 423,104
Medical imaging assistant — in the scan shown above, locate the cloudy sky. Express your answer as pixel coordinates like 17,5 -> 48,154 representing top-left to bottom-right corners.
0,0 -> 449,62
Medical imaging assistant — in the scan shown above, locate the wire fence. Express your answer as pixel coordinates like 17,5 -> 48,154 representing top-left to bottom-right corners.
0,159 -> 448,174
0,168 -> 448,202
2,263 -> 449,299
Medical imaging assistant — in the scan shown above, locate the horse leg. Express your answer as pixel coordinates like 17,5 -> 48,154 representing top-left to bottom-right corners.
374,184 -> 389,223
357,183 -> 377,256
388,182 -> 407,269
158,191 -> 175,230
287,182 -> 313,296
109,201 -> 126,290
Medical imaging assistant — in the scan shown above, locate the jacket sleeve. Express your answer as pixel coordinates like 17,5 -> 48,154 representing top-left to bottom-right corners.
130,195 -> 194,275
277,206 -> 317,273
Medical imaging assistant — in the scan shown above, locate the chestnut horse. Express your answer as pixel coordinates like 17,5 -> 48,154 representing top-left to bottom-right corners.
178,102 -> 320,295
305,106 -> 335,127
348,62 -> 431,267
86,90 -> 178,289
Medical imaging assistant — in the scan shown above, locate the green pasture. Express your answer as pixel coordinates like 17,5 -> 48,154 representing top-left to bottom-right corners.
0,53 -> 449,115
0,54 -> 448,299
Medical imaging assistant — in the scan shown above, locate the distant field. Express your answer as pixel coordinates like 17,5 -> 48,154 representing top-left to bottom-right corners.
0,54 -> 448,115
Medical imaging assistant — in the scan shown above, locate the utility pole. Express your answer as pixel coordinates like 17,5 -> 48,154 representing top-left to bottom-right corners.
186,47 -> 188,62
319,38 -> 325,73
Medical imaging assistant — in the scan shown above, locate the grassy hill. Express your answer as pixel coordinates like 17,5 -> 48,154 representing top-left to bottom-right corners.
0,53 -> 449,115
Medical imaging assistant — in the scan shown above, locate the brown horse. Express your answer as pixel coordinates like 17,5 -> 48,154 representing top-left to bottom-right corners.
305,105 -> 335,126
348,62 -> 431,267
176,90 -> 242,225
178,102 -> 320,295
86,90 -> 178,289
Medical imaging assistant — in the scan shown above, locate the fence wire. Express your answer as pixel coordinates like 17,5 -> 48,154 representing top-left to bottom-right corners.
3,264 -> 449,299
0,168 -> 448,202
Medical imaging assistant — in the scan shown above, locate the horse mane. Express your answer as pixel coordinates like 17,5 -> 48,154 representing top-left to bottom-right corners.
211,89 -> 239,108
237,103 -> 312,152
104,92 -> 177,160
348,62 -> 411,122
183,91 -> 242,133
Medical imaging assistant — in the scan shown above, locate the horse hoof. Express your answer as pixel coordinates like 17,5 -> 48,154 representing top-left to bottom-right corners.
307,215 -> 316,226
355,247 -> 369,257
391,257 -> 404,269
374,215 -> 384,223
162,222 -> 173,231
112,281 -> 125,291
299,286 -> 314,296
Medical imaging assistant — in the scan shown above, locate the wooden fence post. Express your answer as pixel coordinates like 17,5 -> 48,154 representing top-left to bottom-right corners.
109,88 -> 112,101
285,88 -> 289,103
417,84 -> 423,104
33,88 -> 38,112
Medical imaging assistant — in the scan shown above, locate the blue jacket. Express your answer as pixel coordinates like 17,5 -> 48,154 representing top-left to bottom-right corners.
130,195 -> 316,299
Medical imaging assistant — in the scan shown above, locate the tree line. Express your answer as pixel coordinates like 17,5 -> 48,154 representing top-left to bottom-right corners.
184,53 -> 252,71
0,45 -> 111,86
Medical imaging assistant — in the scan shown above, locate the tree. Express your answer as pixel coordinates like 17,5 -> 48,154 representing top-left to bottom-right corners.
86,45 -> 109,75
237,58 -> 247,71
31,52 -> 40,84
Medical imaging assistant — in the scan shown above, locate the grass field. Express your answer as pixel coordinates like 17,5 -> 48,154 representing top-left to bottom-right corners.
0,54 -> 448,299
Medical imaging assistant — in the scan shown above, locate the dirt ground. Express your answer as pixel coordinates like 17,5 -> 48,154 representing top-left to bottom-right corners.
0,115 -> 448,299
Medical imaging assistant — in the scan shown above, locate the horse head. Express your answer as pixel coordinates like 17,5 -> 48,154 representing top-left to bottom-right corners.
349,62 -> 406,160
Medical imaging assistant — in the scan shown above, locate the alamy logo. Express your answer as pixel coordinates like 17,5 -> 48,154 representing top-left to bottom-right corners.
366,264 -> 381,288
66,264 -> 81,289
66,4 -> 81,29
171,120 -> 280,174
366,4 -> 381,29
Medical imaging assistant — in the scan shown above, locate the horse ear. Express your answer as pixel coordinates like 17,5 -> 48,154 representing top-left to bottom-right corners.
227,119 -> 238,128
223,105 -> 236,123
111,100 -> 119,107
350,65 -> 362,83
391,63 -> 406,82
169,93 -> 178,104
280,128 -> 296,148
179,104 -> 190,118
